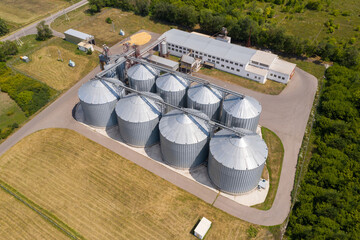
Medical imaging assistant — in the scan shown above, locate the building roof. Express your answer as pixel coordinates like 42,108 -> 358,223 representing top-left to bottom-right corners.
64,29 -> 94,40
269,59 -> 297,75
194,217 -> 212,238
245,65 -> 268,76
161,29 -> 256,64
223,95 -> 262,119
250,51 -> 277,66
77,42 -> 92,48
78,79 -> 123,104
156,73 -> 189,92
188,84 -> 223,104
147,55 -> 179,69
180,55 -> 195,65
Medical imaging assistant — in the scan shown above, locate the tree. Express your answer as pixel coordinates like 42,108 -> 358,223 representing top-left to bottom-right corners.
134,0 -> 150,16
175,5 -> 198,29
0,18 -> 9,36
36,21 -> 53,41
0,40 -> 18,61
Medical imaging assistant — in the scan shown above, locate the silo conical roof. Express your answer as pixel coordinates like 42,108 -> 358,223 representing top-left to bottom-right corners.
156,73 -> 189,92
159,109 -> 210,144
127,63 -> 158,81
223,95 -> 261,119
78,79 -> 123,104
115,93 -> 162,122
210,129 -> 268,170
188,84 -> 222,104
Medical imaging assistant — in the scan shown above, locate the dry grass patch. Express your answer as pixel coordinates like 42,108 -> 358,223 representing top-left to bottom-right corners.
52,7 -> 174,46
0,129 -> 273,240
254,127 -> 284,210
14,38 -> 98,91
198,68 -> 286,95
0,189 -> 67,240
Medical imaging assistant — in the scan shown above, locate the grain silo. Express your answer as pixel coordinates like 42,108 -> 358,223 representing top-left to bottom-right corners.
208,128 -> 268,194
78,79 -> 125,127
103,63 -> 117,78
115,93 -> 163,147
115,57 -> 126,82
187,84 -> 223,121
159,109 -> 210,169
221,95 -> 262,132
127,63 -> 158,92
156,73 -> 189,111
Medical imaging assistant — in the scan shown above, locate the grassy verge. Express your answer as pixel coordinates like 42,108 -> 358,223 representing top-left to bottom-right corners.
0,128 -> 274,239
253,127 -> 284,210
0,179 -> 84,239
0,92 -> 27,130
198,68 -> 286,95
51,6 -> 174,47
283,57 -> 326,79
10,36 -> 98,91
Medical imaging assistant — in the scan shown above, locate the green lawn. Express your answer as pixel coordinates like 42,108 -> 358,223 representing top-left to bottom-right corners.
0,92 -> 27,130
283,57 -> 326,79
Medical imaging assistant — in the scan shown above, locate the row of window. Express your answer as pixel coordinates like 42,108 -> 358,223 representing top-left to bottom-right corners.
269,73 -> 285,80
168,43 -> 244,67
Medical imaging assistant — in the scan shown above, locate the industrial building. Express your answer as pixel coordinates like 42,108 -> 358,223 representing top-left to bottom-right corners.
160,29 -> 296,84
64,29 -> 95,45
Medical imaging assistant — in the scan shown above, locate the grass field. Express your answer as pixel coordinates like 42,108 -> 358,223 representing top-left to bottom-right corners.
0,0 -> 73,34
0,188 -> 68,240
52,6 -> 174,46
13,37 -> 98,91
283,57 -> 326,80
0,92 -> 27,130
198,68 -> 286,95
255,128 -> 284,210
0,129 -> 273,240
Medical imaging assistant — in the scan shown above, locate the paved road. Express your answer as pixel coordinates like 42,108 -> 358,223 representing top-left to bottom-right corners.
1,0 -> 88,42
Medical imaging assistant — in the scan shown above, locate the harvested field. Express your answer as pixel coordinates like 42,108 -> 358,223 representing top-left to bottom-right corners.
0,129 -> 273,240
14,38 -> 98,91
0,189 -> 67,240
52,6 -> 174,46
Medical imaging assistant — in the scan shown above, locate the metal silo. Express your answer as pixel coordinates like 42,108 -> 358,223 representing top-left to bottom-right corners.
208,128 -> 268,195
115,57 -> 126,82
78,79 -> 125,127
104,63 -> 117,78
187,84 -> 223,121
221,95 -> 262,132
159,109 -> 211,169
156,73 -> 189,112
127,63 -> 158,92
115,93 -> 163,147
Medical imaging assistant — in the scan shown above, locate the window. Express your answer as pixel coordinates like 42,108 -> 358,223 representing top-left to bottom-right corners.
221,59 -> 224,62
195,55 -> 198,58
225,60 -> 229,63
247,74 -> 249,76
252,61 -> 259,65
195,51 -> 198,54
231,67 -> 234,70
179,46 -> 183,49
278,76 -> 281,79
226,66 -> 230,69
235,63 -> 238,66
221,65 -> 224,67
217,57 -> 220,60
274,75 -> 277,77
208,58 -> 211,61
216,61 -> 219,64
208,55 -> 212,58
204,54 -> 207,57
240,64 -> 243,67
270,73 -> 273,76
260,63 -> 269,68
282,77 -> 285,80
255,76 -> 257,79
230,61 -> 233,64
212,56 -> 215,59
236,69 -> 240,72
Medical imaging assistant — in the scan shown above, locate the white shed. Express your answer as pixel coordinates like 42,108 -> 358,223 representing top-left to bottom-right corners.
194,217 -> 212,239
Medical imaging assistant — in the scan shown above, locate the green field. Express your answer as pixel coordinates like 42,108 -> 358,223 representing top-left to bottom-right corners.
12,37 -> 99,91
0,129 -> 274,239
51,6 -> 174,46
0,92 -> 27,130
0,0 -> 74,34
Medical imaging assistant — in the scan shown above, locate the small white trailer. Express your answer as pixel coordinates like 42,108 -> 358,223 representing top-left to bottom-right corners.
194,217 -> 212,239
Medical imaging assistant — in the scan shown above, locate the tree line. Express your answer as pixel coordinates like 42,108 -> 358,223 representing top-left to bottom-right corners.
286,65 -> 360,239
89,0 -> 359,69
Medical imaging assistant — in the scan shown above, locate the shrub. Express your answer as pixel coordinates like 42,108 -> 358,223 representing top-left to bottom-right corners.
105,17 -> 112,24
36,21 -> 53,41
0,18 -> 9,36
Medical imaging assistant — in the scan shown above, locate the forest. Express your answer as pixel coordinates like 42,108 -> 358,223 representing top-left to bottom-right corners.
89,0 -> 360,69
287,65 -> 360,239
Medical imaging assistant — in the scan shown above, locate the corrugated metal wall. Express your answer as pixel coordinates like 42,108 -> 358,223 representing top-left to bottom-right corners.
187,98 -> 221,121
129,77 -> 156,92
208,155 -> 265,194
221,113 -> 260,133
80,100 -> 119,127
117,118 -> 160,147
157,87 -> 187,112
160,135 -> 209,169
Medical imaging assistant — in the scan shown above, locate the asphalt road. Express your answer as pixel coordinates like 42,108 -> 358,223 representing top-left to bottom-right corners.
1,0 -> 88,42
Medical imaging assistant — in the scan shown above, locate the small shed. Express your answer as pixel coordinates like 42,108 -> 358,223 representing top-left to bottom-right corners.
64,29 -> 95,45
180,55 -> 201,73
194,217 -> 212,239
77,42 -> 94,52
146,54 -> 179,71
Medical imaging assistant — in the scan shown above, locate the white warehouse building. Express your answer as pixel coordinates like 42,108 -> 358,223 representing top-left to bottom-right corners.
159,29 -> 296,84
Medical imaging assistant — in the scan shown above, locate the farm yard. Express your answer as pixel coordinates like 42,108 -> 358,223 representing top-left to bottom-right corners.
51,6 -> 174,47
0,129 -> 274,240
13,37 -> 98,91
0,0 -> 73,34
